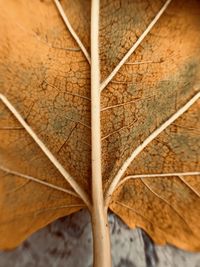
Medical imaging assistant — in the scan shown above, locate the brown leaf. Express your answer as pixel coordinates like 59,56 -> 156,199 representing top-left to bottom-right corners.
0,0 -> 199,257
0,0 -> 89,249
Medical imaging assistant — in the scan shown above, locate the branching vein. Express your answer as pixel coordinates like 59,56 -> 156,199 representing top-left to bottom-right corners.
0,94 -> 91,209
140,179 -> 193,233
114,200 -> 164,234
100,0 -> 172,92
178,175 -> 200,198
117,172 -> 200,188
54,0 -> 91,64
105,91 -> 200,206
0,165 -> 79,198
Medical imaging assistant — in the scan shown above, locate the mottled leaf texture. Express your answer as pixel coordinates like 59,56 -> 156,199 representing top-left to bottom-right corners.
0,0 -> 200,254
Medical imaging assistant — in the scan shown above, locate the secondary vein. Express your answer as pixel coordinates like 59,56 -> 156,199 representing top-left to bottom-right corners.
100,0 -> 172,92
0,165 -> 79,198
105,91 -> 200,206
0,94 -> 91,209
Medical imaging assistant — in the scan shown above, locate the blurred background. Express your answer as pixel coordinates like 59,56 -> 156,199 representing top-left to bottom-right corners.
0,210 -> 200,267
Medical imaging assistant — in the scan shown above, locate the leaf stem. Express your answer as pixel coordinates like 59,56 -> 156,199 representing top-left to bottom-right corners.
91,0 -> 112,266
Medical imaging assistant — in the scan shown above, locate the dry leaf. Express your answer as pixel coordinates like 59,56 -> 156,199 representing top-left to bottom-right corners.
0,0 -> 199,266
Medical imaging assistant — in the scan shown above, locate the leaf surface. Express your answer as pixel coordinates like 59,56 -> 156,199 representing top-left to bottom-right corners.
0,0 -> 200,251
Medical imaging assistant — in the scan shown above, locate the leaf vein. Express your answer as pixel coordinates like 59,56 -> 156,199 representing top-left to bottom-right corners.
100,0 -> 172,92
0,94 -> 91,209
0,165 -> 79,198
105,91 -> 200,206
54,0 -> 91,64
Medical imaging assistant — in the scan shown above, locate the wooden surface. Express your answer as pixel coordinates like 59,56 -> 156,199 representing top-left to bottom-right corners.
0,210 -> 200,267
